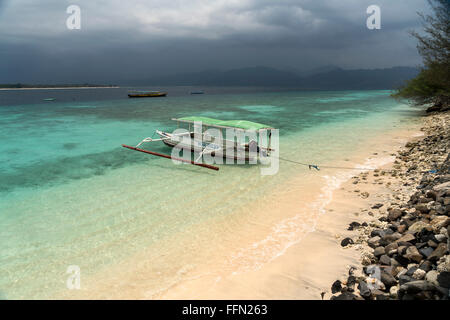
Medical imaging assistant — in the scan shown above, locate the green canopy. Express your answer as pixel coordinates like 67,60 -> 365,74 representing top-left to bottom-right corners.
175,117 -> 273,131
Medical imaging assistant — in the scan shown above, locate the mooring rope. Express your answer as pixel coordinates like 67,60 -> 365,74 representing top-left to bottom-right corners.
277,156 -> 438,174
277,157 -> 380,171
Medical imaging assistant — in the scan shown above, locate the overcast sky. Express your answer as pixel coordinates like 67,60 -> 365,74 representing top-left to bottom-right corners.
0,0 -> 431,83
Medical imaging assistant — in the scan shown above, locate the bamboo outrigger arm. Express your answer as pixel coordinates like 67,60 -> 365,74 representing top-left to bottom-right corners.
122,144 -> 219,171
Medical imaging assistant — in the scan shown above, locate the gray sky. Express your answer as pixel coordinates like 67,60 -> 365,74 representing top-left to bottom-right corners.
0,0 -> 431,83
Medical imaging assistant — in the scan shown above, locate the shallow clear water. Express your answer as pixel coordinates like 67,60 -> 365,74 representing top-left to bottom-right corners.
0,88 -> 420,299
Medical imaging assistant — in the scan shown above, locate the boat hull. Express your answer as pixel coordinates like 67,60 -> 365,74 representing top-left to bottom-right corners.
156,131 -> 261,162
128,92 -> 167,98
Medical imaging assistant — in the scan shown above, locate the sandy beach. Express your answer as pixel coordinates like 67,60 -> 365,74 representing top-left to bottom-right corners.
55,107 -> 438,300
158,111 -> 449,300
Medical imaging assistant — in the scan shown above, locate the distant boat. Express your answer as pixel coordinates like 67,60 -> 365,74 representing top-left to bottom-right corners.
128,90 -> 167,98
190,91 -> 204,95
43,98 -> 56,101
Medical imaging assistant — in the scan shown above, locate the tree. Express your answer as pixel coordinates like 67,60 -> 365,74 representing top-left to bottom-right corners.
394,0 -> 449,107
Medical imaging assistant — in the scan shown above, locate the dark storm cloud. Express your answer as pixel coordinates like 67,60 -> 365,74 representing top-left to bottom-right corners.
0,0 -> 430,83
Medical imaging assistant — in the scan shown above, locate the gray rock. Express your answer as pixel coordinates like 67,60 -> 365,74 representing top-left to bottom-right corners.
373,246 -> 385,257
357,281 -> 371,299
380,271 -> 397,289
398,280 -> 439,300
419,247 -> 434,258
379,255 -> 391,265
398,275 -> 414,285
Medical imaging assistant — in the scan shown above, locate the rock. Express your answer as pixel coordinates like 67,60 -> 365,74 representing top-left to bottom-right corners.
357,281 -> 371,299
347,222 -> 360,231
394,254 -> 410,267
406,266 -> 418,277
380,271 -> 397,289
412,269 -> 426,280
385,242 -> 399,255
389,285 -> 399,298
341,237 -> 354,247
398,280 -> 437,299
415,203 -> 430,213
419,260 -> 433,272
379,255 -> 391,265
398,274 -> 414,285
346,275 -> 357,288
331,280 -> 342,294
396,233 -> 416,244
428,243 -> 448,262
437,271 -> 450,288
361,192 -> 370,199
437,255 -> 450,272
404,246 -> 423,263
409,221 -> 431,233
433,181 -> 450,192
425,270 -> 439,286
419,247 -> 434,258
426,190 -> 437,201
371,203 -> 384,209
387,209 -> 403,221
434,234 -> 447,243
397,224 -> 407,233
373,246 -> 385,257
430,216 -> 450,231
368,236 -> 381,248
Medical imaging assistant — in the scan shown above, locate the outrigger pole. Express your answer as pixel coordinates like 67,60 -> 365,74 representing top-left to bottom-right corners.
122,145 -> 219,171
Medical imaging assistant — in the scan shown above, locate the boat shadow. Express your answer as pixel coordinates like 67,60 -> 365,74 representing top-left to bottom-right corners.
147,162 -> 218,176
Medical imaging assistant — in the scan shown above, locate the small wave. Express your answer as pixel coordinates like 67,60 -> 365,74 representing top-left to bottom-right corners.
227,155 -> 395,274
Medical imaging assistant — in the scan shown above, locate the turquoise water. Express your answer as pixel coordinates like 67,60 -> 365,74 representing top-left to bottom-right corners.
0,89 -> 420,299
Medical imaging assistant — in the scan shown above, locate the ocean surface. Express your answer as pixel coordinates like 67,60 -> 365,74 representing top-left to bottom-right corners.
0,87 -> 421,299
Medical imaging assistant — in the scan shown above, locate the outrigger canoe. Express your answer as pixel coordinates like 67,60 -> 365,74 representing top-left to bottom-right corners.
122,116 -> 275,171
128,91 -> 167,98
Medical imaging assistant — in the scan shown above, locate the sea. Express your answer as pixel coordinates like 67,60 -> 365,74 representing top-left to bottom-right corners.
0,86 -> 422,299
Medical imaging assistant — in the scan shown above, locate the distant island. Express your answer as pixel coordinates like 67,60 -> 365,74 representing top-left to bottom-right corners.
127,66 -> 419,90
0,83 -> 119,89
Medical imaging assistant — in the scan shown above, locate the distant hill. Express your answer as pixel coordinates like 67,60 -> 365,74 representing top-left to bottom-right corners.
133,66 -> 419,90
297,67 -> 419,90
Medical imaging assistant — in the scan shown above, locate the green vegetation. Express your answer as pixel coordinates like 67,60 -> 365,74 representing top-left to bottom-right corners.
394,0 -> 449,107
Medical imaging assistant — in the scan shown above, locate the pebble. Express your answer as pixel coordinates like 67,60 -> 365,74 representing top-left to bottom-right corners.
329,112 -> 450,300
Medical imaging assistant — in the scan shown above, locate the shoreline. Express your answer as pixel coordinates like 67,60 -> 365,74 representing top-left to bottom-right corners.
157,122 -> 425,299
54,108 -> 426,300
329,110 -> 450,300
